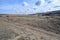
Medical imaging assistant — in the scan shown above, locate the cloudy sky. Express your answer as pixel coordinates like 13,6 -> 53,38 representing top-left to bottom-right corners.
0,0 -> 60,14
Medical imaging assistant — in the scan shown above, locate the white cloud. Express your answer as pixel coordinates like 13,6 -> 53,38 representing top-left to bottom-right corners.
1,0 -> 60,14
22,2 -> 29,6
34,0 -> 60,12
40,0 -> 46,6
52,0 -> 60,6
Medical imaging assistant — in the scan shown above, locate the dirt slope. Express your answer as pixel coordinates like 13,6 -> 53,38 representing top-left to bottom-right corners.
0,15 -> 60,40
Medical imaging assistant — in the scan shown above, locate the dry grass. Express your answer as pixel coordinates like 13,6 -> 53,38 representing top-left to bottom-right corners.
0,14 -> 60,40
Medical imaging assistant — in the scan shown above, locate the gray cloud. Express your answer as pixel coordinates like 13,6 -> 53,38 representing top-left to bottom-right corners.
45,0 -> 52,3
35,0 -> 41,6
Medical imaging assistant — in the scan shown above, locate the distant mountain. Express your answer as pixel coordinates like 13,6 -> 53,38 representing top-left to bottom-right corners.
30,10 -> 60,16
42,10 -> 60,16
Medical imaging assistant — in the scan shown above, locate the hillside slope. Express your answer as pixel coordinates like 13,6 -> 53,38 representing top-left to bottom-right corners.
0,14 -> 60,40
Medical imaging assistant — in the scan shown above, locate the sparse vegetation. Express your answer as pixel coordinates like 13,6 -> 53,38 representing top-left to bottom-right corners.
0,14 -> 60,40
17,36 -> 30,40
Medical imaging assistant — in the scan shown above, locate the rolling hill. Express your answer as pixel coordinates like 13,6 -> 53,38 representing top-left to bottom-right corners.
0,11 -> 60,40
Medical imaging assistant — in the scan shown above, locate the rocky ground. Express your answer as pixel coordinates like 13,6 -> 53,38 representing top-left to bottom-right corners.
0,14 -> 60,40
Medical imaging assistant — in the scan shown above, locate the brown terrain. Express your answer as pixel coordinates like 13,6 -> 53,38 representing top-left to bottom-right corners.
0,13 -> 60,40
